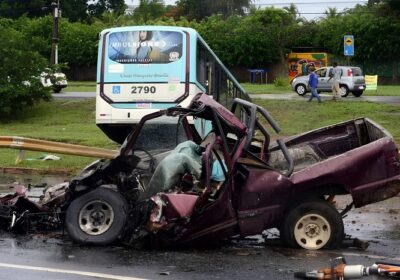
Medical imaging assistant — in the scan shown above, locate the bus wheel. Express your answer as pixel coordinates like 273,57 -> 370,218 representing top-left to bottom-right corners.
281,200 -> 344,250
66,187 -> 128,245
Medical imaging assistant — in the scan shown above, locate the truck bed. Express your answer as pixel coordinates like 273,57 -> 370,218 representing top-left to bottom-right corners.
268,118 -> 392,172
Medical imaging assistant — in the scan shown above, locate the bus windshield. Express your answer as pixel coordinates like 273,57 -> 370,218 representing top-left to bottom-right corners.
108,30 -> 183,64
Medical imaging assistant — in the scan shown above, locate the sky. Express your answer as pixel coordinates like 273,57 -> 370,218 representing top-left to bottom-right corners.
125,0 -> 369,20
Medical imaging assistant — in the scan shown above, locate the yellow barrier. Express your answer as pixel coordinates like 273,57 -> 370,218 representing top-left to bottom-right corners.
0,136 -> 116,163
365,75 -> 378,92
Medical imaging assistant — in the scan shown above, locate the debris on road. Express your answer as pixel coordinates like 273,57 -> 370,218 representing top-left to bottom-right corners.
294,256 -> 400,279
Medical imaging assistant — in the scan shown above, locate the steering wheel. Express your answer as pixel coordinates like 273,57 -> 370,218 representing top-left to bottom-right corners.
131,148 -> 156,174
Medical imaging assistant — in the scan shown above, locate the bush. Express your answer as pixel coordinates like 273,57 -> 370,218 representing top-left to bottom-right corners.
0,25 -> 51,116
273,77 -> 289,87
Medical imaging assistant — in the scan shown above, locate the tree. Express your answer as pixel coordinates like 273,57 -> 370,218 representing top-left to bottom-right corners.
58,19 -> 103,67
176,0 -> 251,20
193,7 -> 300,70
60,0 -> 89,22
0,0 -> 49,19
324,7 -> 339,18
133,0 -> 166,22
0,24 -> 51,115
88,0 -> 126,18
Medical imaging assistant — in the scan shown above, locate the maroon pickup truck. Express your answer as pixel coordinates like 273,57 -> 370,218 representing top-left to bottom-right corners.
36,94 -> 400,249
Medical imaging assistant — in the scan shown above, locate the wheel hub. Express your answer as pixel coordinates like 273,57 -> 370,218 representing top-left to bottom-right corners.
90,211 -> 105,226
294,214 -> 331,250
304,223 -> 321,237
78,200 -> 115,236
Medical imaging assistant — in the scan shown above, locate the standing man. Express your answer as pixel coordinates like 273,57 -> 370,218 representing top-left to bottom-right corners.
308,66 -> 321,103
328,62 -> 342,100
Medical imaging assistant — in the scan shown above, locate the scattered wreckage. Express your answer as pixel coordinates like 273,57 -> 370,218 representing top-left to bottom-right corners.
1,93 -> 400,250
295,256 -> 400,279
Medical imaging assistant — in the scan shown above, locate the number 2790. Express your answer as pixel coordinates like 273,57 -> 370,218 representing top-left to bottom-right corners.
131,86 -> 156,94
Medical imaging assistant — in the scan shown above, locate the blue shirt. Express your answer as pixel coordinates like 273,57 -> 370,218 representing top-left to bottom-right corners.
308,72 -> 318,88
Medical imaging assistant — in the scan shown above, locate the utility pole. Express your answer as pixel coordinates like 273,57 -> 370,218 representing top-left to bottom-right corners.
50,1 -> 60,65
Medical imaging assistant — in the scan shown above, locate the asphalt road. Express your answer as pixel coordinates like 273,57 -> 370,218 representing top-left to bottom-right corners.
0,173 -> 399,280
0,199 -> 399,280
54,91 -> 400,105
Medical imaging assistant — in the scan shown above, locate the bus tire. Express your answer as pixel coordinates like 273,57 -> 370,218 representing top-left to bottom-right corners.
66,187 -> 128,245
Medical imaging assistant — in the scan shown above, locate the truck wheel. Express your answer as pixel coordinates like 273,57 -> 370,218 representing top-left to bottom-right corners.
352,91 -> 363,97
295,84 -> 307,96
340,85 -> 349,97
281,200 -> 344,250
66,187 -> 128,245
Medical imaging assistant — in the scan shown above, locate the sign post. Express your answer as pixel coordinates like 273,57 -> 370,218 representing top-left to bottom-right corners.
344,35 -> 354,65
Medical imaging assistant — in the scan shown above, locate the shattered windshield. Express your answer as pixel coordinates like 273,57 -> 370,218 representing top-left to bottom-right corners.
120,116 -> 189,157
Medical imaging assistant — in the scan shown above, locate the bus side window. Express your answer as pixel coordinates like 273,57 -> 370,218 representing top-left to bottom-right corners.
197,42 -> 208,89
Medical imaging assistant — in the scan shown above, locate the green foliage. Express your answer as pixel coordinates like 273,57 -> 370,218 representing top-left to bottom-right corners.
60,0 -> 90,22
133,0 -> 166,22
88,0 -> 127,18
1,1 -> 399,79
175,0 -> 251,20
0,0 -> 48,19
59,20 -> 103,66
191,8 -> 300,67
14,16 -> 53,60
0,25 -> 51,116
273,77 -> 289,87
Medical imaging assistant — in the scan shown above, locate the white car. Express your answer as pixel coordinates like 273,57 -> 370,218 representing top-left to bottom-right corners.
40,72 -> 68,93
291,66 -> 366,97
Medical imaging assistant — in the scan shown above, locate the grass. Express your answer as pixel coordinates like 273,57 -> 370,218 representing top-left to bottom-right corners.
242,83 -> 400,96
0,99 -> 118,173
242,83 -> 292,94
1,97 -> 399,173
66,81 -> 96,92
362,85 -> 400,96
254,99 -> 400,144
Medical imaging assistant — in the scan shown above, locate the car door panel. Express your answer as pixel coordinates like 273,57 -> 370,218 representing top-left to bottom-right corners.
316,67 -> 330,91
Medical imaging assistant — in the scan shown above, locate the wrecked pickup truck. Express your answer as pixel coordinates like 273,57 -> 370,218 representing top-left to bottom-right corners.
6,93 -> 400,250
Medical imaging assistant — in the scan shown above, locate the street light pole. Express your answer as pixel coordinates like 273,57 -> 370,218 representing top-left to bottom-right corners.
50,0 -> 60,65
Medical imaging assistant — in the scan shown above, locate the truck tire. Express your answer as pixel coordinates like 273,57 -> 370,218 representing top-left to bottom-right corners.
66,187 -> 128,245
340,85 -> 349,97
352,91 -> 363,97
295,84 -> 307,96
281,200 -> 344,250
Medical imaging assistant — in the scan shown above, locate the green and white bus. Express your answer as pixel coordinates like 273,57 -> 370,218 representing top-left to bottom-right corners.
96,26 -> 249,143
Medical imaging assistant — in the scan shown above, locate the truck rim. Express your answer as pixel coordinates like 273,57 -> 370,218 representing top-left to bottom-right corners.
78,200 -> 115,235
294,213 -> 331,250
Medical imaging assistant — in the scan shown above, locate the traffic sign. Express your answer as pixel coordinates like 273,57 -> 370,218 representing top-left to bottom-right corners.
344,35 -> 354,56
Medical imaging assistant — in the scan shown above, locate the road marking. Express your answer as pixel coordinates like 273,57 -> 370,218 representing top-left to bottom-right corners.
0,262 -> 147,280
